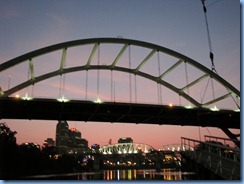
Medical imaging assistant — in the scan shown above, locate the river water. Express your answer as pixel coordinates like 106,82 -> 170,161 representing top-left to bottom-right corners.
25,168 -> 196,180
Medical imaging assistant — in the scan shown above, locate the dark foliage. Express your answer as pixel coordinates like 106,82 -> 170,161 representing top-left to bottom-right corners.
0,122 -> 85,180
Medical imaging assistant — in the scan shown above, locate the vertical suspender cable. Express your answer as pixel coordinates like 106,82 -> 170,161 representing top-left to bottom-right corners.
201,0 -> 215,72
199,1 -> 212,141
86,70 -> 88,100
129,45 -> 132,102
201,0 -> 239,109
28,58 -> 34,98
134,74 -> 137,103
59,48 -> 67,100
210,77 -> 216,100
201,0 -> 216,107
62,72 -> 65,98
26,58 -> 35,98
8,75 -> 11,90
113,81 -> 116,102
62,53 -> 66,99
31,83 -> 34,97
26,60 -> 30,97
59,75 -> 62,98
157,51 -> 162,104
29,58 -> 35,98
30,60 -> 34,97
111,70 -> 113,101
97,44 -> 100,99
184,61 -> 190,102
157,84 -> 160,104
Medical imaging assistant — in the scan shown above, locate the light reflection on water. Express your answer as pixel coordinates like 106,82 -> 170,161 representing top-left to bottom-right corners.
102,169 -> 195,180
23,168 -> 195,180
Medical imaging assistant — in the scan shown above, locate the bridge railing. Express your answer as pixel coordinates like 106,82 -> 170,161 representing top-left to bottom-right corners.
204,135 -> 240,149
181,137 -> 240,162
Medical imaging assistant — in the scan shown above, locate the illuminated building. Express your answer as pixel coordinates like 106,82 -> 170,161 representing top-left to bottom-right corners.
69,128 -> 88,148
118,137 -> 133,143
55,121 -> 88,154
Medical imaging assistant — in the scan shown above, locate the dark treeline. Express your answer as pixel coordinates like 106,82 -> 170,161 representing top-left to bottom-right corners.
0,122 -> 86,180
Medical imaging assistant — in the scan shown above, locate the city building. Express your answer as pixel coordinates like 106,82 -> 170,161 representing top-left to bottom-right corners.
43,138 -> 55,147
91,144 -> 100,153
118,137 -> 133,143
69,128 -> 88,148
56,120 -> 69,149
55,120 -> 89,154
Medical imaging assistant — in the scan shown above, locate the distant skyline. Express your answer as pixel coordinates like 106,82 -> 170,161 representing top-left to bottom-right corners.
0,0 -> 240,149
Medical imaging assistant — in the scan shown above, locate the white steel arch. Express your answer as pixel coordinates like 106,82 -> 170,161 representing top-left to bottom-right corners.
0,38 -> 240,109
100,143 -> 155,155
161,144 -> 194,152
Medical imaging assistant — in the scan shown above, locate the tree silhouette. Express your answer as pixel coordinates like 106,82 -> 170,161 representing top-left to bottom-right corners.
0,122 -> 17,146
0,122 -> 18,179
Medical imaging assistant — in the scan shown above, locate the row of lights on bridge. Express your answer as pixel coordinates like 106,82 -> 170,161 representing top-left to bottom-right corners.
13,93 -> 240,112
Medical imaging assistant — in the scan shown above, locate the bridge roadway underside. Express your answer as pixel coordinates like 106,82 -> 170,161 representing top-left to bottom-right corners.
0,97 -> 239,129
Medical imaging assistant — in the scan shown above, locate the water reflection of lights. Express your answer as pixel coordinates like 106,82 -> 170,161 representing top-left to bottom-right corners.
103,169 -> 137,180
102,169 -> 195,180
23,169 -> 195,180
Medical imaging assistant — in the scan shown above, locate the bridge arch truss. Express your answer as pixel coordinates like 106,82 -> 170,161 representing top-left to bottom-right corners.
99,142 -> 155,155
0,38 -> 240,109
161,144 -> 194,152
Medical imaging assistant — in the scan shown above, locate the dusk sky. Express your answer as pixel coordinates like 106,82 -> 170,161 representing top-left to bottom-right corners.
0,0 -> 240,150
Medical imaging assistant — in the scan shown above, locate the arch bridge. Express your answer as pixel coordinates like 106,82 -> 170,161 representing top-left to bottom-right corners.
0,38 -> 240,141
99,143 -> 154,155
160,144 -> 194,152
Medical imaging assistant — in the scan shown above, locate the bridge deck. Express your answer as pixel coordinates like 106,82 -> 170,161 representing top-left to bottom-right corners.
0,97 -> 239,129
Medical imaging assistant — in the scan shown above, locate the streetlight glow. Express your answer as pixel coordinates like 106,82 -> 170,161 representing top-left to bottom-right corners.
94,98 -> 102,104
168,103 -> 173,107
210,105 -> 219,111
22,93 -> 33,100
57,96 -> 69,102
